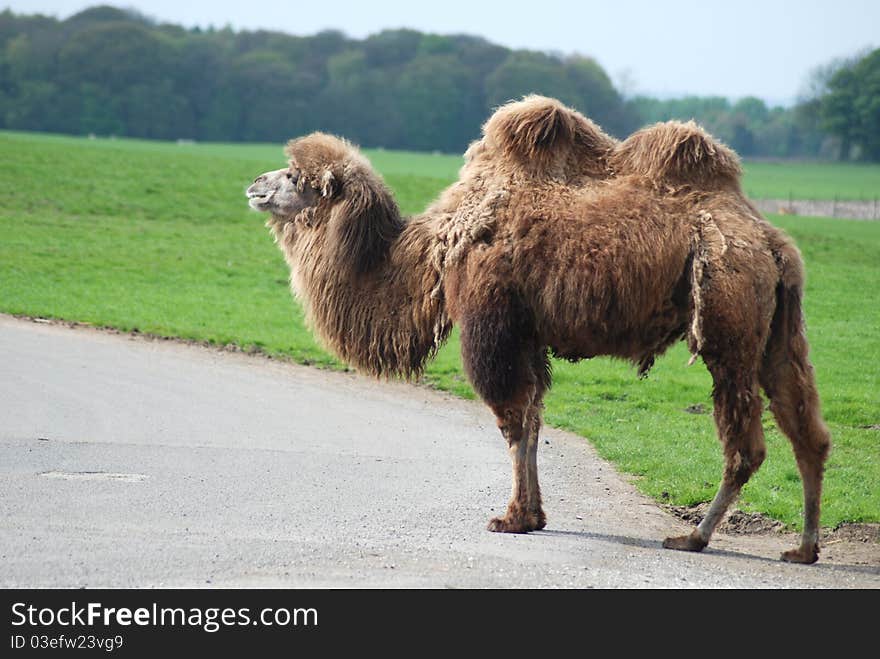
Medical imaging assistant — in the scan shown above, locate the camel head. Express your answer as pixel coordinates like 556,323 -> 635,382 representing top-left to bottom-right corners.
246,167 -> 319,217
246,132 -> 404,275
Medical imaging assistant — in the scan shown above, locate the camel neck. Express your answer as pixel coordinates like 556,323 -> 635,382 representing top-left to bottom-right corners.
286,215 -> 451,379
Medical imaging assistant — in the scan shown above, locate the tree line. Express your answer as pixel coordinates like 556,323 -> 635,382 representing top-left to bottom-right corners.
1,5 -> 876,160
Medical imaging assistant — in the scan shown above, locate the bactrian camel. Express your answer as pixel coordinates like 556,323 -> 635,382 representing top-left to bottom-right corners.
245,96 -> 830,563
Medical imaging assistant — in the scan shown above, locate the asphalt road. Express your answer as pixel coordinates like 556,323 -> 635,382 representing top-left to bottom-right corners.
1,315 -> 877,588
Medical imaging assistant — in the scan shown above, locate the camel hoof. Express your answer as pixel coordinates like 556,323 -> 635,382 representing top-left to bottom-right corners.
781,545 -> 819,564
534,513 -> 547,531
487,515 -> 532,534
662,532 -> 708,553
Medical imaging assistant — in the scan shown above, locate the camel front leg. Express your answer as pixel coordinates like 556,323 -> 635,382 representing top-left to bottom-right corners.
457,294 -> 546,534
525,401 -> 546,530
487,406 -> 542,533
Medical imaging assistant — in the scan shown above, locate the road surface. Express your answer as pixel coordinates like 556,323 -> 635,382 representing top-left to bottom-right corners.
1,315 -> 877,588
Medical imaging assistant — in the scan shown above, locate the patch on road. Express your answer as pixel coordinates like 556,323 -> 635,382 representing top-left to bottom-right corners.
39,471 -> 149,483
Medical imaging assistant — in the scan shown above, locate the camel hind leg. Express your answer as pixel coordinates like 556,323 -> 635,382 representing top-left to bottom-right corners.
664,364 -> 767,553
664,233 -> 780,555
759,291 -> 831,563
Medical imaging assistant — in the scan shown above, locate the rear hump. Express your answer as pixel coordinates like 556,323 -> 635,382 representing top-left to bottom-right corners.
611,121 -> 742,188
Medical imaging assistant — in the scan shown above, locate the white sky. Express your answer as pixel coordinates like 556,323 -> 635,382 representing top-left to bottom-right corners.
5,0 -> 877,106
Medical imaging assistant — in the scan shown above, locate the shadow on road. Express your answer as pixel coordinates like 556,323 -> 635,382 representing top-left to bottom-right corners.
536,528 -> 880,576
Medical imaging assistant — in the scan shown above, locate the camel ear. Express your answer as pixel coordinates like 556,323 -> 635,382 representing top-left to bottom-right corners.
320,169 -> 337,198
331,176 -> 403,275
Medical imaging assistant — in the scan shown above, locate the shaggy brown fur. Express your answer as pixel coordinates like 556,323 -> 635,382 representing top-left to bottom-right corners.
246,97 -> 830,564
481,94 -> 617,180
248,133 -> 450,378
610,120 -> 743,189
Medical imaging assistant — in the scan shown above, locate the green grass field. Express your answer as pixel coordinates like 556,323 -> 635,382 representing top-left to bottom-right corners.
742,160 -> 880,201
10,129 -> 880,202
2,130 -> 878,529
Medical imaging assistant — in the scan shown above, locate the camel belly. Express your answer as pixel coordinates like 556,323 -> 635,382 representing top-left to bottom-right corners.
446,217 -> 693,365
524,243 -> 693,363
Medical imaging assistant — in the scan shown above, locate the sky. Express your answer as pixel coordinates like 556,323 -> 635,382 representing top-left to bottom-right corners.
5,0 -> 877,106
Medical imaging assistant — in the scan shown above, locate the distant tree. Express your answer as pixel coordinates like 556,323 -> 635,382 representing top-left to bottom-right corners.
820,48 -> 880,161
417,33 -> 457,56
67,23 -> 162,82
714,97 -> 769,156
0,5 -> 861,158
627,93 -> 832,159
75,82 -> 124,135
63,5 -> 152,26
628,95 -> 732,126
564,55 -> 635,135
232,50 -> 302,142
172,35 -> 227,140
850,50 -> 880,161
821,65 -> 860,159
732,96 -> 769,124
305,29 -> 350,60
317,49 -> 402,147
4,80 -> 65,131
363,29 -> 421,67
3,29 -> 56,83
396,52 -> 481,151
447,35 -> 508,80
485,51 -> 578,109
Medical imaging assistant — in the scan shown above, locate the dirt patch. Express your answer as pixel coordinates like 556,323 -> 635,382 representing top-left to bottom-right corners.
824,523 -> 880,544
667,502 -> 880,547
666,502 -> 785,535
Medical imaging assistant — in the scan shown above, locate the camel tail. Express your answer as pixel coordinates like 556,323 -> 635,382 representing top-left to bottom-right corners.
765,238 -> 807,369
